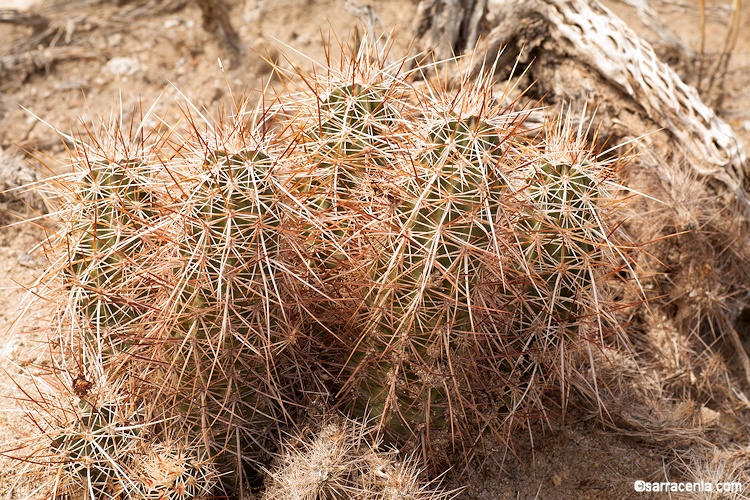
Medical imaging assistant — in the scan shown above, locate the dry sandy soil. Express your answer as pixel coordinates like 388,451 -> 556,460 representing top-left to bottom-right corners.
1,0 -> 750,498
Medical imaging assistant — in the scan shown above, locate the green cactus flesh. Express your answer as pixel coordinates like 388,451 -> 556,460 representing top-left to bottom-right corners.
53,399 -> 218,499
296,83 -> 401,275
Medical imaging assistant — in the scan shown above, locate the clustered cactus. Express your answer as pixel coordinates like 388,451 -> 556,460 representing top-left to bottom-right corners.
19,37 -> 637,498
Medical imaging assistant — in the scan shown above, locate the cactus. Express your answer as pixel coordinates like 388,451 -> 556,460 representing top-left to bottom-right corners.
288,62 -> 410,280
52,398 -> 144,499
134,441 -> 219,499
520,159 -> 600,322
17,35 -> 640,498
50,394 -> 219,499
43,113 -> 319,495
262,416 -> 455,500
514,110 -> 625,342
305,70 -> 633,453
63,158 -> 159,351
313,82 -> 398,162
320,77 -> 530,447
341,119 -> 506,439
169,144 -> 297,485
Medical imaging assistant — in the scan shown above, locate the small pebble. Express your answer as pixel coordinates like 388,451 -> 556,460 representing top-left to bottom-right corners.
102,57 -> 141,76
16,252 -> 38,268
0,339 -> 18,360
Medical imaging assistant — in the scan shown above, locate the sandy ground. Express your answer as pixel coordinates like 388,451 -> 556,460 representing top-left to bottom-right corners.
1,0 -> 750,498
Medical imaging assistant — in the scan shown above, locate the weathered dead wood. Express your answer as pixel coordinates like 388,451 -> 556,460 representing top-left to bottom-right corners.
0,47 -> 100,83
0,9 -> 53,59
463,0 -> 748,200
413,0 -> 488,61
0,9 -> 49,31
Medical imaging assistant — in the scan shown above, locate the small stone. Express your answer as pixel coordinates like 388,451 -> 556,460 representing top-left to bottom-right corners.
108,33 -> 123,47
0,339 -> 18,360
700,406 -> 721,427
102,57 -> 141,76
17,252 -> 38,268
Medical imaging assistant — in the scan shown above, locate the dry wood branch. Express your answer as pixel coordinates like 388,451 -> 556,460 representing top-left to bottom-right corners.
468,0 -> 747,200
413,0 -> 488,61
120,0 -> 190,18
0,47 -> 100,83
0,9 -> 49,31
